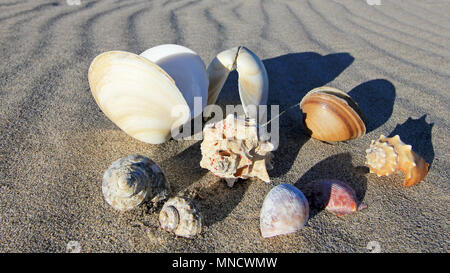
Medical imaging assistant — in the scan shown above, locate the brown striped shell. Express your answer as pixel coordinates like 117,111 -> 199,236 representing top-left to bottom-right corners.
300,86 -> 366,142
307,179 -> 367,216
102,155 -> 170,211
365,135 -> 429,187
159,196 -> 202,238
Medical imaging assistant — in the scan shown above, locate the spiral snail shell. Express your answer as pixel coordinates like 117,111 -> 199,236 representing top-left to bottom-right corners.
306,179 -> 367,216
300,86 -> 366,142
159,196 -> 202,238
365,135 -> 429,187
260,184 -> 309,238
102,155 -> 170,211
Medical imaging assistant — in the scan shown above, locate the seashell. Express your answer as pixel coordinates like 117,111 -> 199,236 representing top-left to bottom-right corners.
306,179 -> 367,216
365,135 -> 429,187
199,114 -> 274,187
299,86 -> 366,142
159,196 -> 202,238
206,46 -> 269,119
260,184 -> 309,238
102,154 -> 170,211
88,45 -> 208,144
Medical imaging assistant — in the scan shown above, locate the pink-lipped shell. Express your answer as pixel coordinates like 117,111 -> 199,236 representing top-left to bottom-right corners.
308,179 -> 367,216
260,184 -> 309,238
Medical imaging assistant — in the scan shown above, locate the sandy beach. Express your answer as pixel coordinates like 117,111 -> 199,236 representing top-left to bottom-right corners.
0,0 -> 448,252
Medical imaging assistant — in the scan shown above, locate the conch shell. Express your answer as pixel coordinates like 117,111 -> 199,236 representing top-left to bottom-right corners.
260,184 -> 309,238
102,155 -> 170,211
199,114 -> 274,187
300,86 -> 366,142
159,196 -> 202,238
365,135 -> 429,187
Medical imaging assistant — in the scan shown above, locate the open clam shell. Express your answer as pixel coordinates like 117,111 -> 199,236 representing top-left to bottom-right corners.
300,86 -> 366,142
88,45 -> 209,144
206,46 -> 269,119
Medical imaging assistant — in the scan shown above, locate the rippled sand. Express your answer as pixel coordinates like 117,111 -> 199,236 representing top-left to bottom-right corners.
0,0 -> 448,252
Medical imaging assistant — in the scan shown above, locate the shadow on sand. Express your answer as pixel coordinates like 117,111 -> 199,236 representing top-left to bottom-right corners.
388,115 -> 434,166
294,153 -> 368,219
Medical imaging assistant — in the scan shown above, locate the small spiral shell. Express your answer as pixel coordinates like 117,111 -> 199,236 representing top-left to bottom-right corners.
102,155 -> 170,211
307,179 -> 367,216
365,135 -> 429,187
260,184 -> 309,238
159,196 -> 202,238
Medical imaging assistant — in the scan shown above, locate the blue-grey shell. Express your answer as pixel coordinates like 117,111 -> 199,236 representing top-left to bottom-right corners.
102,154 -> 170,211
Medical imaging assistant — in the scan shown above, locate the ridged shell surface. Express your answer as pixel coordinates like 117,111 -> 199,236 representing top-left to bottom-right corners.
199,114 -> 274,187
260,184 -> 309,238
300,86 -> 366,142
206,46 -> 268,119
159,196 -> 202,238
307,179 -> 367,216
88,51 -> 190,144
140,44 -> 209,118
365,135 -> 429,187
102,155 -> 170,211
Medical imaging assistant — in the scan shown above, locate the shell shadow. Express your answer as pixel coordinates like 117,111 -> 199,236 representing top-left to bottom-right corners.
294,153 -> 368,219
159,141 -> 208,195
195,178 -> 250,227
387,115 -> 434,166
348,79 -> 396,133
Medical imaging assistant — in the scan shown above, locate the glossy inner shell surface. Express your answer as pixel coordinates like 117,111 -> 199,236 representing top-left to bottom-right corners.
300,87 -> 366,142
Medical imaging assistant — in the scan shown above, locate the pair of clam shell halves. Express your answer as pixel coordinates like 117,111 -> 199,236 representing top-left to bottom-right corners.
300,86 -> 366,142
88,44 -> 268,144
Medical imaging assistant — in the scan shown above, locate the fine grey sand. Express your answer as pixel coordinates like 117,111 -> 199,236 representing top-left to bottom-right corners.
0,0 -> 448,252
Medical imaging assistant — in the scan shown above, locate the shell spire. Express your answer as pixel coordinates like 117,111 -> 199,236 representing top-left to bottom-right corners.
365,135 -> 429,187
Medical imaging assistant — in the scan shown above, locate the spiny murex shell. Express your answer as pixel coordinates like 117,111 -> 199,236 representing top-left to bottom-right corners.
159,196 -> 202,238
206,46 -> 269,119
102,155 -> 170,211
306,179 -> 367,216
199,114 -> 274,187
365,135 -> 429,187
88,45 -> 208,144
260,184 -> 309,238
300,86 -> 366,142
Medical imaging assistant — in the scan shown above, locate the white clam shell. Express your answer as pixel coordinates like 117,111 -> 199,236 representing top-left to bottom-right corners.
260,184 -> 309,238
102,155 -> 170,211
159,196 -> 202,238
140,44 -> 209,118
88,46 -> 208,144
206,46 -> 269,119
